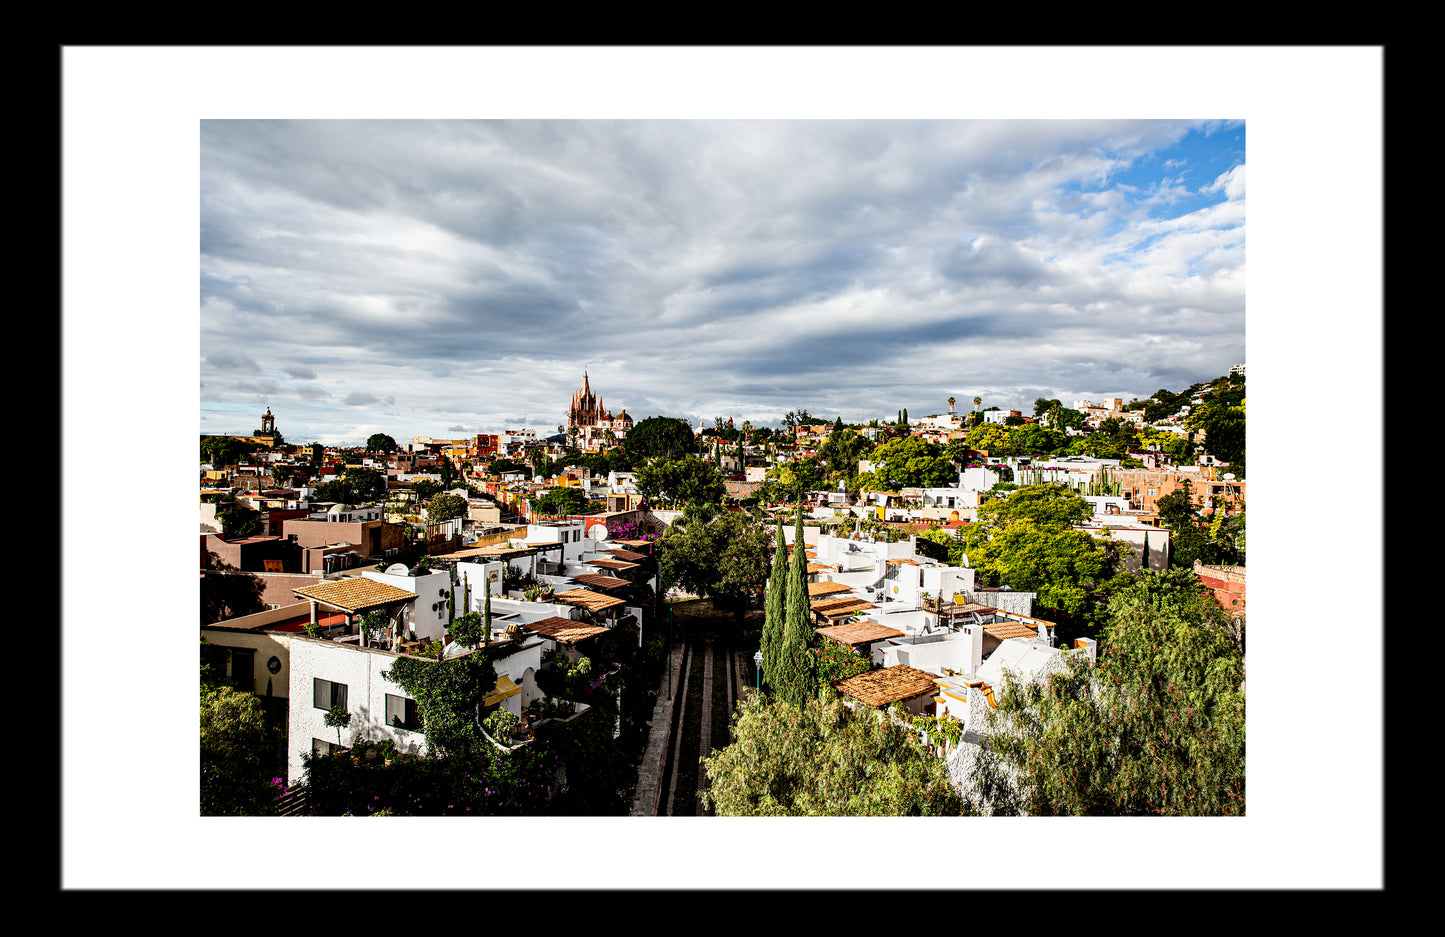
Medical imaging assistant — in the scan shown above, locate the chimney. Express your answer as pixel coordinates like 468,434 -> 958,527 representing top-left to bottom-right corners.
962,623 -> 983,675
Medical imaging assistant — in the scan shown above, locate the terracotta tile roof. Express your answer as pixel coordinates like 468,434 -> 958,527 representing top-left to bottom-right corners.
292,578 -> 419,613
834,665 -> 939,707
816,621 -> 905,646
982,619 -> 1038,641
523,616 -> 610,644
807,581 -> 854,597
436,543 -> 538,560
810,596 -> 878,617
571,573 -> 631,592
587,558 -> 639,573
605,549 -> 649,562
551,588 -> 627,611
806,562 -> 836,574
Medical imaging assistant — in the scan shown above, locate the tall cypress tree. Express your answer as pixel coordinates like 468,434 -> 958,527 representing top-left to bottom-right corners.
761,519 -> 788,690
483,576 -> 492,646
775,509 -> 818,708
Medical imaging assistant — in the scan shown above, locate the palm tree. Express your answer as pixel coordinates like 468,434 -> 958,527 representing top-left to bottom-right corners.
973,396 -> 982,412
948,396 -> 956,414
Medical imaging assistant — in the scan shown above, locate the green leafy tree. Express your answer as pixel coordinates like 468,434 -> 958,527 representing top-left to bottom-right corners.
1032,397 -> 1063,419
201,435 -> 260,467
966,569 -> 1244,816
866,435 -> 954,490
383,651 -> 499,762
426,492 -> 469,525
366,433 -> 398,454
411,479 -> 442,504
625,416 -> 697,461
1006,423 -> 1067,456
635,455 -> 726,508
814,641 -> 871,684
450,611 -> 486,649
964,422 -> 1012,454
201,683 -> 281,815
1142,388 -> 1187,423
1156,481 -> 1212,568
530,486 -> 592,517
975,483 -> 1093,529
1196,403 -> 1246,475
961,485 -> 1133,634
702,693 -> 964,816
312,479 -> 350,503
658,509 -> 773,624
815,425 -> 872,484
321,468 -> 386,505
324,705 -> 352,747
216,501 -> 263,540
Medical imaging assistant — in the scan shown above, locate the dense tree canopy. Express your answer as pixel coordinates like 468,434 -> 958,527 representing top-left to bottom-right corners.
702,693 -> 963,816
658,508 -> 772,622
965,569 -> 1244,816
201,435 -> 260,467
625,416 -> 697,461
964,422 -> 1013,454
960,484 -> 1134,634
216,500 -> 263,540
366,433 -> 399,454
318,468 -> 387,505
865,435 -> 954,490
530,485 -> 593,517
768,456 -> 823,497
635,455 -> 726,508
814,425 -> 873,483
426,492 -> 469,525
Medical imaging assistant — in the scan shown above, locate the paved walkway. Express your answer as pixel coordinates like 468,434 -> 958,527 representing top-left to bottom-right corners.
629,635 -> 751,816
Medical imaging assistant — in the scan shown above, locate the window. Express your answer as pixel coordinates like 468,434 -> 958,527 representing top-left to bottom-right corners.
313,738 -> 344,755
313,678 -> 348,711
230,649 -> 255,693
386,694 -> 423,731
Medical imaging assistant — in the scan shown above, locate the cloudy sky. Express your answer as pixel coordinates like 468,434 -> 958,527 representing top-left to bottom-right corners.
200,118 -> 1245,445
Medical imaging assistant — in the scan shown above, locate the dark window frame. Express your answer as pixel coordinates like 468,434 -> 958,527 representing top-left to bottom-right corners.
313,677 -> 348,711
385,693 -> 423,732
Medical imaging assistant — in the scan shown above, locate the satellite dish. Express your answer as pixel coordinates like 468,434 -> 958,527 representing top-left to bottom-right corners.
384,563 -> 410,575
589,524 -> 610,541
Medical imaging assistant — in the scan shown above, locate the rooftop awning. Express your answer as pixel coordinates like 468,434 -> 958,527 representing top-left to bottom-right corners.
483,675 -> 522,707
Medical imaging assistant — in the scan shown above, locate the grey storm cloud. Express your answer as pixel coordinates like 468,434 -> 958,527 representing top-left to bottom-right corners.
343,391 -> 394,408
206,350 -> 262,372
199,118 -> 1246,443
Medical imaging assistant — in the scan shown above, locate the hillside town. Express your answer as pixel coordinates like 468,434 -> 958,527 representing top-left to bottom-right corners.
200,367 -> 1246,817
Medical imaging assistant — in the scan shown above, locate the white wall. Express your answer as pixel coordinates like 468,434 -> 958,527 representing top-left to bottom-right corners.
364,568 -> 452,641
286,637 -> 429,784
875,627 -> 982,675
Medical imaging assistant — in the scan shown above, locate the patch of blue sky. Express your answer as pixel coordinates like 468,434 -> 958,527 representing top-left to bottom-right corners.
1057,123 -> 1244,224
